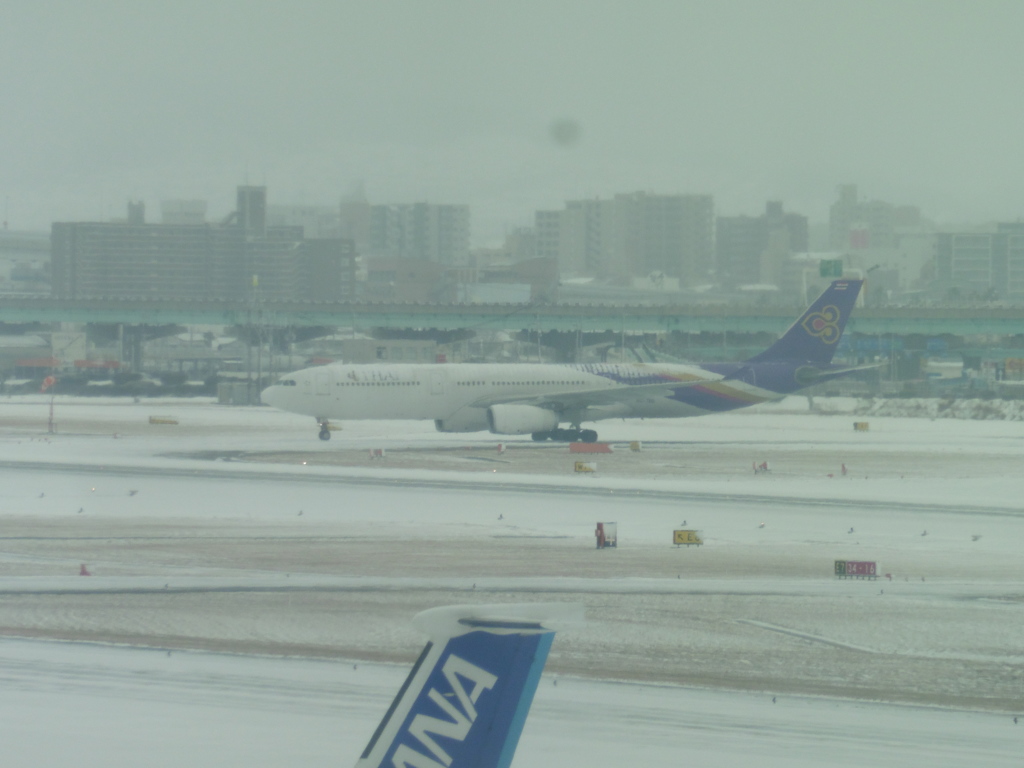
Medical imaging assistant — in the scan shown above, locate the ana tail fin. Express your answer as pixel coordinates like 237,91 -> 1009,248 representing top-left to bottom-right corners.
746,279 -> 863,364
356,603 -> 582,768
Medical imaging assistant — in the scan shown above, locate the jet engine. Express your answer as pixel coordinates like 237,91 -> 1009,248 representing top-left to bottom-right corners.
434,408 -> 490,433
486,404 -> 559,435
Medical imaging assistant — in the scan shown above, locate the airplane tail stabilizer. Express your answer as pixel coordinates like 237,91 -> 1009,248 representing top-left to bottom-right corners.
356,603 -> 582,768
746,279 -> 863,364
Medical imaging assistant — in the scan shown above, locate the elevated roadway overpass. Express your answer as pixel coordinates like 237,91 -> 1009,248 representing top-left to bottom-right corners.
0,297 -> 1022,337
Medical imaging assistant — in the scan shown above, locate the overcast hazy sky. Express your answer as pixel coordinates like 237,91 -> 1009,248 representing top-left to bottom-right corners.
3,1 -> 1024,243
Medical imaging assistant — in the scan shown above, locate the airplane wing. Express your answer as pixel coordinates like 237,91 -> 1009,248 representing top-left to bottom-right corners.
468,377 -> 716,411
829,363 -> 883,374
796,362 -> 881,385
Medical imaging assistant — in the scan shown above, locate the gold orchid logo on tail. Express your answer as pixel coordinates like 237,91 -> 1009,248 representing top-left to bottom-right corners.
801,305 -> 841,343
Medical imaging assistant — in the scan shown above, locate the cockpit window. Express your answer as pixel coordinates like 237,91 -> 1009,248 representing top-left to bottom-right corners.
280,379 -> 297,386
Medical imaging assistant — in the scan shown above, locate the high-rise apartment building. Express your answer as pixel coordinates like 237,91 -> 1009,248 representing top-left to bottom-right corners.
367,203 -> 470,265
534,192 -> 714,286
51,186 -> 356,302
935,225 -> 1024,299
716,201 -> 809,287
534,209 -> 563,264
610,192 -> 714,285
829,185 -> 920,251
266,204 -> 343,239
562,198 -> 613,276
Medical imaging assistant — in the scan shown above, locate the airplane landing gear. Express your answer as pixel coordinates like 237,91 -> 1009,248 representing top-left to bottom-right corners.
317,418 -> 331,441
530,428 -> 599,443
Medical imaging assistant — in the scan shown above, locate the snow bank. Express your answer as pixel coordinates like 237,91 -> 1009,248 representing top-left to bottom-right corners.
850,397 -> 1024,420
760,395 -> 1024,421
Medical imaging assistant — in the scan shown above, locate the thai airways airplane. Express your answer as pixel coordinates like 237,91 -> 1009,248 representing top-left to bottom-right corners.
355,603 -> 579,768
262,279 -> 864,442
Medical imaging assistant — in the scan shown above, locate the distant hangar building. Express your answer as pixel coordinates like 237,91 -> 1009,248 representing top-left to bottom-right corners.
51,186 -> 357,302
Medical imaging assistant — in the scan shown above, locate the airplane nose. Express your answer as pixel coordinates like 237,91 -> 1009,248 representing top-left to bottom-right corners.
261,384 -> 281,408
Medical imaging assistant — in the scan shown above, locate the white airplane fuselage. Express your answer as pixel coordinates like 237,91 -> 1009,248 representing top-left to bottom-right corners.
262,361 -> 763,435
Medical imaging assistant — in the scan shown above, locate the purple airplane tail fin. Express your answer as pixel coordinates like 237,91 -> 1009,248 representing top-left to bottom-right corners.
746,279 -> 863,364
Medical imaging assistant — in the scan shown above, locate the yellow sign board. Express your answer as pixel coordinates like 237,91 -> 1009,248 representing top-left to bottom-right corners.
673,529 -> 702,546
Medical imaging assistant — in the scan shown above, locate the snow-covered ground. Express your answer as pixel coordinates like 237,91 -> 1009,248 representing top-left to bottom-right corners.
4,638 -> 1021,768
0,396 -> 1022,765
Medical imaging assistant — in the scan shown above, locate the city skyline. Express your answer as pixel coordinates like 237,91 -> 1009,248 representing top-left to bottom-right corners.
3,2 -> 1024,242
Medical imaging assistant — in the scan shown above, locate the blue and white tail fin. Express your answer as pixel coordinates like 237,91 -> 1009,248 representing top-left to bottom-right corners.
356,603 -> 582,768
746,279 -> 864,364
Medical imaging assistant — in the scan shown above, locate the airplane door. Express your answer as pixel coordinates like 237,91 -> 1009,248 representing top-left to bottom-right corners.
430,370 -> 445,395
316,369 -> 330,396
736,367 -> 756,386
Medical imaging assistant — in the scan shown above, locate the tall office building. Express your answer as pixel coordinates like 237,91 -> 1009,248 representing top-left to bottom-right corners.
236,186 -> 267,238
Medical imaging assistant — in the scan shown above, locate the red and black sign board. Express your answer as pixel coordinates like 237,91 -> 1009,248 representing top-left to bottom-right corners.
835,560 -> 877,579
